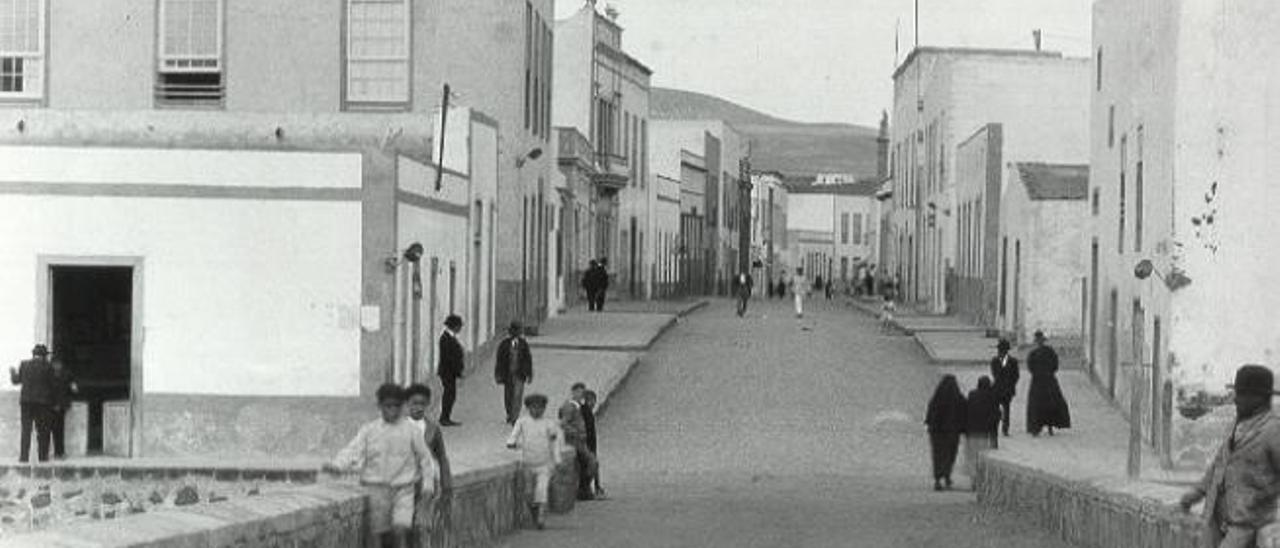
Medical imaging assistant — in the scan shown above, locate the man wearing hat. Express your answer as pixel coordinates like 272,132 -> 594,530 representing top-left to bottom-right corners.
9,344 -> 56,462
989,339 -> 1020,437
1180,364 -> 1280,547
494,320 -> 533,425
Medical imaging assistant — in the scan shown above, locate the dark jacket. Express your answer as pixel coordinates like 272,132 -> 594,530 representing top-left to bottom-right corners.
990,354 -> 1020,400
582,404 -> 598,454
965,387 -> 1000,435
437,331 -> 465,379
51,368 -> 75,409
494,335 -> 532,384
559,400 -> 586,445
11,358 -> 54,405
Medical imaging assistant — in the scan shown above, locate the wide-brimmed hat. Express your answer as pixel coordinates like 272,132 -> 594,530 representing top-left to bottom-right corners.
1228,364 -> 1280,396
995,339 -> 1011,351
31,344 -> 49,356
1033,330 -> 1047,341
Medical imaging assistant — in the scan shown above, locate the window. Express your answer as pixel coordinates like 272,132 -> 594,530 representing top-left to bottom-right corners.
1119,135 -> 1127,252
157,0 -> 223,106
841,213 -> 849,244
1108,105 -> 1115,148
1092,187 -> 1100,216
524,2 -> 531,130
852,213 -> 863,245
1135,125 -> 1144,252
1096,48 -> 1103,92
0,0 -> 44,100
345,0 -> 410,106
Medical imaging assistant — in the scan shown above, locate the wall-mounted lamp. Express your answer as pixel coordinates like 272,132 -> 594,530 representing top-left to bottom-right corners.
385,242 -> 425,272
515,147 -> 543,168
1134,259 -> 1192,291
274,126 -> 285,140
16,119 -> 25,133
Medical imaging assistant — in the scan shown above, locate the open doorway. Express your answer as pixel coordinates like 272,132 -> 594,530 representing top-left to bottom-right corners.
49,265 -> 133,455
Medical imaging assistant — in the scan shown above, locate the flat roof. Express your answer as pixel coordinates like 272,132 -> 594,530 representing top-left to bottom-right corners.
892,46 -> 1065,80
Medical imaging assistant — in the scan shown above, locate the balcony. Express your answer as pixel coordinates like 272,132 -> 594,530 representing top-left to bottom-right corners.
556,127 -> 595,171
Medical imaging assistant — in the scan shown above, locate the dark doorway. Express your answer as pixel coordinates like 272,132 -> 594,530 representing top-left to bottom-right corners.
50,266 -> 133,454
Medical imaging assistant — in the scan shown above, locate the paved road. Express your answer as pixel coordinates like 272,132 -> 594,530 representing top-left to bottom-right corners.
501,298 -> 1074,548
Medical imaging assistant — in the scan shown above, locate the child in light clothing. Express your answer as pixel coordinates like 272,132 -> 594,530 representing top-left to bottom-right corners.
506,393 -> 564,530
324,383 -> 435,548
880,292 -> 897,333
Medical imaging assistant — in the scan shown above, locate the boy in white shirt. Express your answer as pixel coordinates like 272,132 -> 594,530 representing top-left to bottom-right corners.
506,393 -> 564,530
324,383 -> 435,548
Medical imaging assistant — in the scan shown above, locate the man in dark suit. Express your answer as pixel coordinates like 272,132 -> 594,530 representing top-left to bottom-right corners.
437,315 -> 465,426
10,344 -> 55,462
989,339 -> 1020,437
494,320 -> 533,425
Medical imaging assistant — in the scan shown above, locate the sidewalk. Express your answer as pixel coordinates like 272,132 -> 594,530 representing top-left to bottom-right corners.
846,296 -> 994,366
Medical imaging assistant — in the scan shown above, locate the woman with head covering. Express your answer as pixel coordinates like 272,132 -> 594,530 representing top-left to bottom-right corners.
925,374 -> 967,491
963,376 -> 1001,483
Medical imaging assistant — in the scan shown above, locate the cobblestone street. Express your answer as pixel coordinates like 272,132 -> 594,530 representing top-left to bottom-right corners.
501,298 -> 1076,547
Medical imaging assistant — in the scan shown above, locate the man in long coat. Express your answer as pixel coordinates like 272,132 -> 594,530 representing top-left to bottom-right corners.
582,260 -> 600,311
494,320 -> 533,425
1025,330 -> 1071,436
989,339 -> 1020,437
10,344 -> 55,462
1180,365 -> 1280,548
437,315 -> 465,426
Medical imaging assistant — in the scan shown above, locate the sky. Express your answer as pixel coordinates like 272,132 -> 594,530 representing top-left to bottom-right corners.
554,0 -> 1094,128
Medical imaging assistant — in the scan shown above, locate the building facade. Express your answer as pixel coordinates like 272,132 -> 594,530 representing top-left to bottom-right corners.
786,179 -> 879,291
553,4 -> 653,301
1089,0 -> 1280,468
750,171 -> 790,294
887,47 -> 1090,314
0,0 -> 540,458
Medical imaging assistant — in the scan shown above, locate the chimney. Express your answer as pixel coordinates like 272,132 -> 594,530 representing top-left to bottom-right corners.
1032,29 -> 1042,51
876,110 -> 890,179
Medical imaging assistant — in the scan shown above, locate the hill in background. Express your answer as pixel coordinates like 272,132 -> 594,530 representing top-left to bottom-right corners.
649,87 -> 882,179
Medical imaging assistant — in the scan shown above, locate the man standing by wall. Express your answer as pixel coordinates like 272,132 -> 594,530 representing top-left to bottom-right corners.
559,382 -> 598,500
437,315 -> 466,427
10,344 -> 55,462
989,339 -> 1020,437
1180,365 -> 1280,548
494,321 -> 533,425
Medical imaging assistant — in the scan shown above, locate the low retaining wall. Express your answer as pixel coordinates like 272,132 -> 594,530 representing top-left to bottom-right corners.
2,450 -> 579,547
975,454 -> 1201,548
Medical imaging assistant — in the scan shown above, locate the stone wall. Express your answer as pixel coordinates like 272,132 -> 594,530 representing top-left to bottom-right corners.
976,453 -> 1201,548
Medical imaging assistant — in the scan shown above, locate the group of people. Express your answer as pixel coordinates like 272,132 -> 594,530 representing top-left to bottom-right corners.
11,344 -> 77,463
580,258 -> 610,312
924,330 -> 1071,490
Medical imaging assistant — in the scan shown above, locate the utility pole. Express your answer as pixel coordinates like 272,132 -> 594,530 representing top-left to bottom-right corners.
738,157 -> 752,278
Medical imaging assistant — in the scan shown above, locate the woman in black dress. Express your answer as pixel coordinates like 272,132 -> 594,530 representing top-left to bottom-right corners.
925,374 -> 967,491
1026,330 -> 1072,436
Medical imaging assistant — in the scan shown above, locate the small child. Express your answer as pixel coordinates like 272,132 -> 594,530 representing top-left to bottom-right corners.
582,390 -> 607,499
324,383 -> 435,548
880,292 -> 897,333
404,383 -> 452,541
506,393 -> 564,530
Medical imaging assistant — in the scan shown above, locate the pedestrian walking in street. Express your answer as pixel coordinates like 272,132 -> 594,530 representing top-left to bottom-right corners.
879,292 -> 896,333
824,278 -> 833,300
506,393 -> 564,530
775,275 -> 787,300
1025,330 -> 1071,437
925,374 -> 967,491
595,258 -> 610,311
559,382 -> 598,500
10,344 -> 55,463
865,266 -> 876,297
963,376 -> 1000,482
1179,364 -> 1280,548
404,383 -> 453,546
766,276 -> 775,299
735,271 -> 753,317
989,339 -> 1020,437
324,383 -> 435,548
49,357 -> 76,460
495,320 -> 533,425
791,268 -> 807,319
582,260 -> 600,311
437,315 -> 465,427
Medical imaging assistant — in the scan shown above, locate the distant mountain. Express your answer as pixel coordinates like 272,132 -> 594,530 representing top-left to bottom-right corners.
650,87 -> 882,179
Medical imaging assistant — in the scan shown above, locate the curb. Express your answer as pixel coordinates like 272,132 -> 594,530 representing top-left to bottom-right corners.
530,313 -> 682,353
593,354 -> 640,420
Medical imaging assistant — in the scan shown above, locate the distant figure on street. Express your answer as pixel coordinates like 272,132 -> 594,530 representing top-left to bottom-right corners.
559,382 -> 598,500
506,393 -> 563,530
404,383 -> 452,545
437,315 -> 465,426
595,258 -> 610,311
49,357 -> 76,460
495,321 -> 534,425
776,275 -> 787,299
1025,330 -> 1071,436
925,374 -> 967,491
10,344 -> 54,463
765,276 -> 775,299
814,275 -> 825,295
989,339 -> 1020,437
791,268 -> 807,318
963,376 -> 1000,482
582,389 -> 606,499
824,278 -> 833,300
582,260 -> 600,311
879,291 -> 896,333
324,383 -> 434,548
734,271 -> 753,317
1179,365 -> 1280,548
